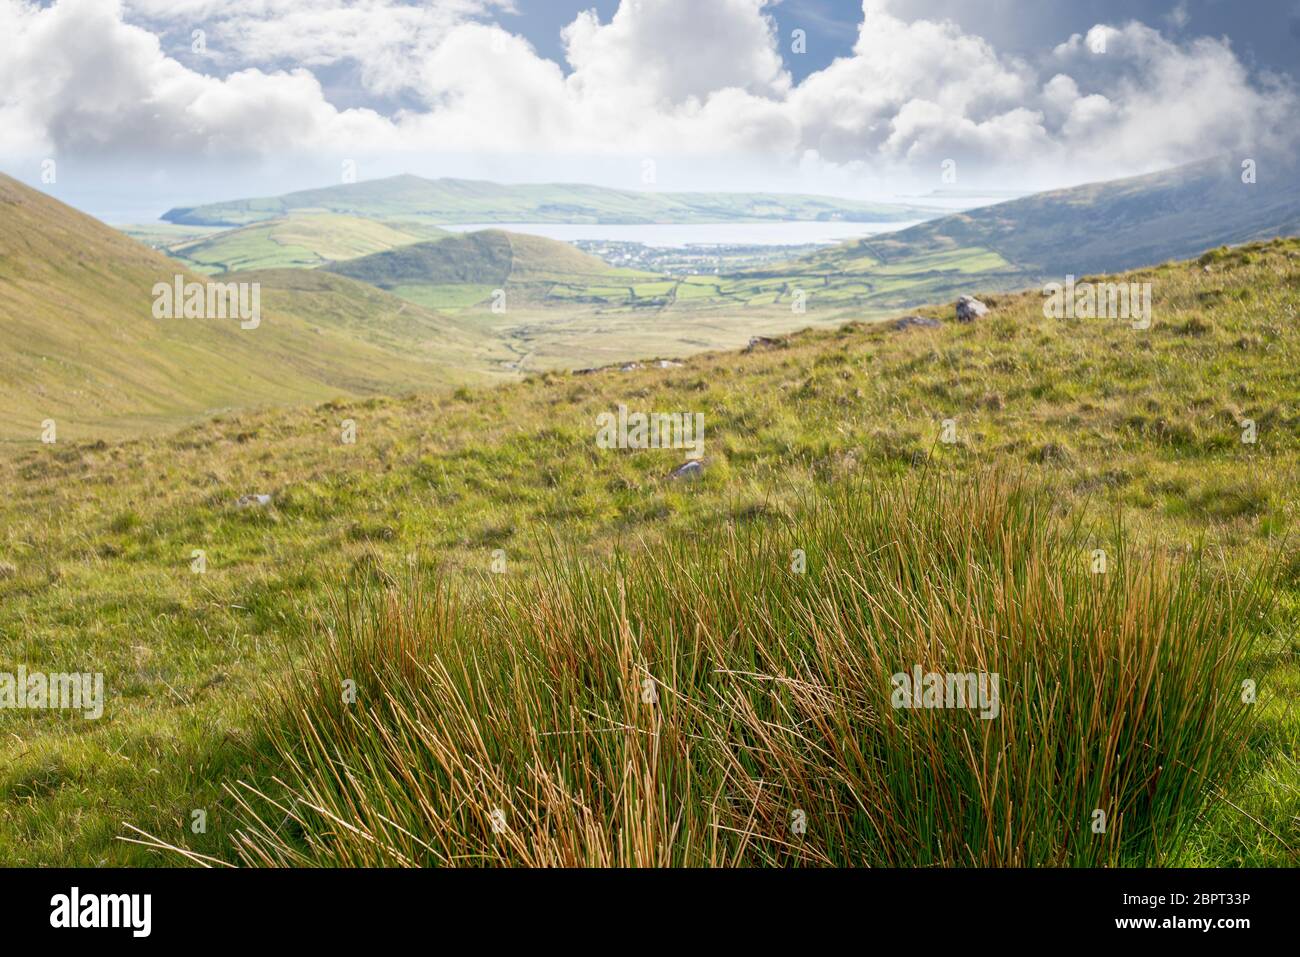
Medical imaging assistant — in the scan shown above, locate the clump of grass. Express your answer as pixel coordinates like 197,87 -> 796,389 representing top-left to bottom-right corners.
108,510 -> 143,534
218,472 -> 1268,867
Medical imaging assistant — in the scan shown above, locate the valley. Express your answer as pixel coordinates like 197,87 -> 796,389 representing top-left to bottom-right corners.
2,163 -> 1297,868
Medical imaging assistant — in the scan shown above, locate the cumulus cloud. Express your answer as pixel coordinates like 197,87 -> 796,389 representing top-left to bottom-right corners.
562,0 -> 789,106
1044,22 -> 1297,171
124,0 -> 510,97
0,0 -> 1293,190
0,0 -> 393,157
788,0 -> 1044,165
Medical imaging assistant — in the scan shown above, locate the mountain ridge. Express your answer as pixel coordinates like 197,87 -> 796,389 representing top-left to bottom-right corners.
820,156 -> 1300,277
161,174 -> 943,227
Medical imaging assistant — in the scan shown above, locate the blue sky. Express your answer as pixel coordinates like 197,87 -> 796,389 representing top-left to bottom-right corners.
2,0 -> 1296,219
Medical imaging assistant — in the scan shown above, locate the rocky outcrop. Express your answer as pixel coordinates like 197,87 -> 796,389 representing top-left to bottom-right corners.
955,296 -> 988,322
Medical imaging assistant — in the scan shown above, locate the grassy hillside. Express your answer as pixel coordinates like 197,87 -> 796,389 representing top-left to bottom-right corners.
234,268 -> 507,371
0,238 -> 1295,866
151,213 -> 447,274
850,156 -> 1300,277
0,176 -> 505,441
118,221 -> 227,249
325,228 -> 644,302
162,174 -> 941,227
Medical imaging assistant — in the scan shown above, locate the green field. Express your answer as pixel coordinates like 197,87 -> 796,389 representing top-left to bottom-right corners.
152,213 -> 448,274
1,238 -> 1296,865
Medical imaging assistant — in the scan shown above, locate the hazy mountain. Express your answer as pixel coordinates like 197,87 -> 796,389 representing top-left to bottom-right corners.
833,156 -> 1300,277
161,174 -> 942,227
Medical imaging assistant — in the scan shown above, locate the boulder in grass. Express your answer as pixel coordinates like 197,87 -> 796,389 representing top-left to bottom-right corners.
236,493 -> 272,508
894,315 -> 942,331
669,460 -> 704,480
955,296 -> 988,322
744,336 -> 782,353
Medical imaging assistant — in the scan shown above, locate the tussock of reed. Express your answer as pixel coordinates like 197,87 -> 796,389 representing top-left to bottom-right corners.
229,472 -> 1266,866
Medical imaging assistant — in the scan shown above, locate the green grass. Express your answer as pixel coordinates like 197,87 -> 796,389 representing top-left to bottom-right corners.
325,229 -> 630,289
158,213 -> 446,274
117,222 -> 228,248
208,474 -> 1271,866
0,237 -> 1296,866
390,283 -> 497,312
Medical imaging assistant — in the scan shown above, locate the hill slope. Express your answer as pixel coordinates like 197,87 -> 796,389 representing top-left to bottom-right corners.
822,156 -> 1300,278
162,174 -> 941,227
232,267 -> 504,369
155,213 -> 447,274
0,238 -> 1294,865
325,229 -> 623,287
321,228 -> 653,319
0,176 -> 503,440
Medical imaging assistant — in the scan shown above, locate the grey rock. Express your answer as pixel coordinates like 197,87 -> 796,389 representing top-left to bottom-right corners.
955,296 -> 988,322
894,315 -> 942,331
669,460 -> 704,480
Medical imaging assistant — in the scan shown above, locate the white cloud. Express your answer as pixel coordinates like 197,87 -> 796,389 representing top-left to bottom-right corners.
562,0 -> 789,106
1,0 -> 1293,191
787,0 -> 1043,165
124,0 -> 511,97
1046,21 -> 1297,173
0,0 -> 392,157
